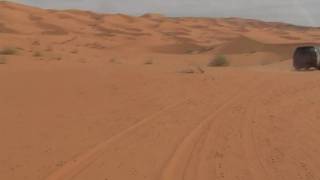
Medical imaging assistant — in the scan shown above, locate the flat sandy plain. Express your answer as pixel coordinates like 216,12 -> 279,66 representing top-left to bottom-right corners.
2,2 -> 320,180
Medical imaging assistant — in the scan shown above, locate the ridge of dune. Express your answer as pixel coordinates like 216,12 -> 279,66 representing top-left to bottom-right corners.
2,1 -> 320,64
141,13 -> 165,19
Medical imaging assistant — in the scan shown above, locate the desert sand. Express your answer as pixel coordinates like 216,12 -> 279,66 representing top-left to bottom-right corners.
2,1 -> 320,180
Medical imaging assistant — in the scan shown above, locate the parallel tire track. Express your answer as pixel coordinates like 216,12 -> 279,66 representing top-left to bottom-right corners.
45,98 -> 190,180
159,78 -> 263,180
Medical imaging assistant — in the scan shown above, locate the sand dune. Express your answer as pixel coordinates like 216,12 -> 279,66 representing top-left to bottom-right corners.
2,1 -> 320,180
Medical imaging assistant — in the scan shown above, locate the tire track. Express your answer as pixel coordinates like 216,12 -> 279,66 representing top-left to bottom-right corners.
45,98 -> 190,180
254,79 -> 320,180
192,77 -> 272,180
159,77 -> 262,180
241,79 -> 275,180
45,71 -> 233,180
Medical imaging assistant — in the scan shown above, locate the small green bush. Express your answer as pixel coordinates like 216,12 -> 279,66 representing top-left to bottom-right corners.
0,47 -> 18,55
208,55 -> 229,67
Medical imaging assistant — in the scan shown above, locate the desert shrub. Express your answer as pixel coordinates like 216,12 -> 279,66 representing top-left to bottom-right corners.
33,51 -> 42,57
48,54 -> 62,61
208,55 -> 229,67
0,47 -> 18,55
109,58 -> 116,63
71,49 -> 78,54
0,56 -> 6,64
54,55 -> 62,61
144,59 -> 153,65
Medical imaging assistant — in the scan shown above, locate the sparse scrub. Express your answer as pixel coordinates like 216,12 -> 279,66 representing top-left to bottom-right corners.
92,14 -> 104,21
55,56 -> 62,61
0,56 -> 6,64
32,41 -> 40,46
144,59 -> 153,65
33,51 -> 42,57
109,58 -> 117,63
49,54 -> 62,61
0,47 -> 18,55
70,49 -> 78,54
208,55 -> 229,67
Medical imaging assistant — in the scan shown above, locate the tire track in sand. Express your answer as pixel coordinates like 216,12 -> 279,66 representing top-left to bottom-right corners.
191,77 -> 273,180
159,77 -> 265,180
45,98 -> 190,180
238,79 -> 275,180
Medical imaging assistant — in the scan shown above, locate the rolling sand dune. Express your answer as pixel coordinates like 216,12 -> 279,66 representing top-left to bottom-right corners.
2,1 -> 320,180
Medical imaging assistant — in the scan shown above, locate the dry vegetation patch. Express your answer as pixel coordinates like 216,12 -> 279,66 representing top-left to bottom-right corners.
208,55 -> 229,67
33,51 -> 42,57
144,59 -> 154,65
0,47 -> 18,55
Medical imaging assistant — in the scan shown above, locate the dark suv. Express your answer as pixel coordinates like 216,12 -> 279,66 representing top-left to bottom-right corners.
293,46 -> 320,70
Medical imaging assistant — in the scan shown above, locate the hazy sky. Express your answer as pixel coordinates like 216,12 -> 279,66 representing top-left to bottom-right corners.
10,0 -> 320,26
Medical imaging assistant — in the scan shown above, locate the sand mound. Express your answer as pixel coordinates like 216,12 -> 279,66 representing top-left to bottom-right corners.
227,51 -> 283,66
152,42 -> 213,54
213,36 -> 320,61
